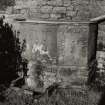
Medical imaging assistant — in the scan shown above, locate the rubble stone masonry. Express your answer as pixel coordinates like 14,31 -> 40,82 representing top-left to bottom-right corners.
14,0 -> 105,21
14,0 -> 90,21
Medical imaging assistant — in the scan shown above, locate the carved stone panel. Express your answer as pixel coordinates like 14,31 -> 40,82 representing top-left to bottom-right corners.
19,22 -> 58,61
57,23 -> 89,66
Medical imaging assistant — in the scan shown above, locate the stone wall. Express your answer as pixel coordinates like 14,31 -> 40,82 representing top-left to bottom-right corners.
13,0 -> 105,20
90,0 -> 105,18
98,22 -> 105,51
13,0 -> 90,21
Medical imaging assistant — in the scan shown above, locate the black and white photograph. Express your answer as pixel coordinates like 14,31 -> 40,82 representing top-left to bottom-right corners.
0,0 -> 105,105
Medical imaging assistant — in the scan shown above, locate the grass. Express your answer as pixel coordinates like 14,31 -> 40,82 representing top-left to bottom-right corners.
0,84 -> 101,105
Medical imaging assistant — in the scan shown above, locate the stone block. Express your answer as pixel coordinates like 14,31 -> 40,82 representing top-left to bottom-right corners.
66,16 -> 72,20
30,7 -> 40,13
47,1 -> 56,6
67,5 -> 74,11
56,0 -> 63,6
29,12 -> 42,19
63,0 -> 71,6
71,0 -> 80,5
40,14 -> 50,19
50,13 -> 61,19
53,7 -> 66,13
47,0 -> 63,6
40,6 -> 53,13
67,10 -> 77,17
14,0 -> 91,21
77,11 -> 90,21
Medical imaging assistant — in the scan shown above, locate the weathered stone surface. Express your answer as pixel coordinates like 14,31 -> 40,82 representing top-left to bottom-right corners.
50,14 -> 61,19
40,0 -> 47,5
40,6 -> 53,13
30,6 -> 40,13
63,0 -> 71,6
67,6 -> 74,11
47,1 -> 56,6
97,51 -> 105,69
67,10 -> 77,17
53,7 -> 66,13
47,0 -> 63,6
97,23 -> 105,51
6,0 -> 105,92
40,14 -> 50,19
90,0 -> 105,18
56,0 -> 63,6
12,0 -> 98,87
57,23 -> 89,66
29,12 -> 42,19
13,0 -> 91,21
17,21 -> 90,67
57,66 -> 88,85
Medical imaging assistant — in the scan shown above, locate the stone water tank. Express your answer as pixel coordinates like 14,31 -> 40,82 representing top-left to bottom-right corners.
12,0 -> 98,86
18,20 -> 90,68
14,0 -> 92,67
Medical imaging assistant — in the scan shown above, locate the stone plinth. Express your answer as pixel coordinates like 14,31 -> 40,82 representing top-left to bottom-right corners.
12,19 -> 97,87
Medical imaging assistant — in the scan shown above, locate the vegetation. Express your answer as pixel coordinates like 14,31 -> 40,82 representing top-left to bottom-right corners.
87,58 -> 105,91
3,86 -> 100,105
0,16 -> 27,101
87,59 -> 97,86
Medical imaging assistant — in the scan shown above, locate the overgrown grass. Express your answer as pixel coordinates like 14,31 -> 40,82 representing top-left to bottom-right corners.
2,86 -> 101,105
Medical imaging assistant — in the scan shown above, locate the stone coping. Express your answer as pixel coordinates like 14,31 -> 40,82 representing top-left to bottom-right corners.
90,15 -> 105,23
16,19 -> 94,24
41,65 -> 87,69
56,65 -> 87,69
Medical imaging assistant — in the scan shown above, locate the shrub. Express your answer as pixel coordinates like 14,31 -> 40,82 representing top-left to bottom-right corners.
87,59 -> 97,86
87,59 -> 105,91
0,16 -> 27,88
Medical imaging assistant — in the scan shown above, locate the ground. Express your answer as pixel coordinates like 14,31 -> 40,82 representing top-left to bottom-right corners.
0,83 -> 102,105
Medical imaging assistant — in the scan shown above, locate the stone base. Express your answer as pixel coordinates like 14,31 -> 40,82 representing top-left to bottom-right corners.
43,65 -> 88,88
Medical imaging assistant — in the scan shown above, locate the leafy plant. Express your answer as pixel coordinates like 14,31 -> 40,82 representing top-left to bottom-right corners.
0,16 -> 27,88
87,59 -> 98,86
87,58 -> 105,91
26,41 -> 53,89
